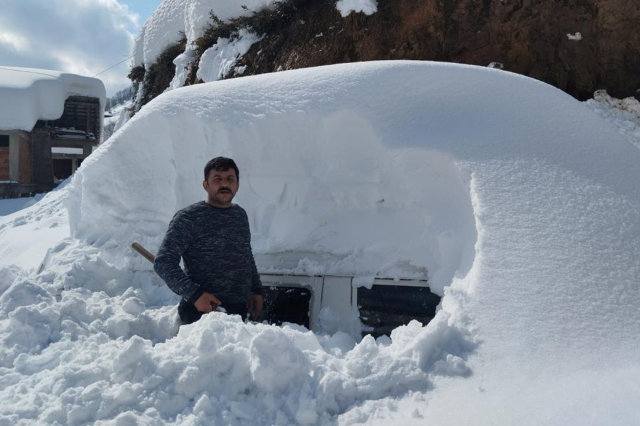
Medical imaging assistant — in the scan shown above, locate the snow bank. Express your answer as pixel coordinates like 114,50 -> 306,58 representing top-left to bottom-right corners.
0,67 -> 106,132
336,0 -> 378,17
132,0 -> 276,68
2,61 -> 640,424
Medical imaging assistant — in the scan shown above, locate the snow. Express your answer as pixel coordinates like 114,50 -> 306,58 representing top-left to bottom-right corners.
168,46 -> 196,90
132,0 -> 277,69
0,194 -> 44,217
0,67 -> 106,133
196,30 -> 262,83
567,32 -> 583,41
52,147 -> 83,155
585,90 -> 640,150
335,0 -> 378,17
104,101 -> 132,141
1,61 -> 640,424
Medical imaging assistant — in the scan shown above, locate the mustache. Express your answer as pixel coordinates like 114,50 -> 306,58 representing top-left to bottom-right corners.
218,188 -> 231,193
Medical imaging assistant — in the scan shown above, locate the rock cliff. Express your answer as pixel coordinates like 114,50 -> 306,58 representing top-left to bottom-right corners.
130,0 -> 640,111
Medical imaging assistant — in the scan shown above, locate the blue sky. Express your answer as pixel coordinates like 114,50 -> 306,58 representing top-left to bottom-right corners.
0,0 -> 162,96
121,0 -> 160,24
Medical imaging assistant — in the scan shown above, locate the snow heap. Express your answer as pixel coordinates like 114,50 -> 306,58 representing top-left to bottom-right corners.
1,61 -> 639,425
335,0 -> 378,17
132,0 -> 276,69
0,67 -> 106,132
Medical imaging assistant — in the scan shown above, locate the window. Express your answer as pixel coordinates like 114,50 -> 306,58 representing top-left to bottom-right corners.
0,135 -> 9,147
262,286 -> 312,328
357,284 -> 441,338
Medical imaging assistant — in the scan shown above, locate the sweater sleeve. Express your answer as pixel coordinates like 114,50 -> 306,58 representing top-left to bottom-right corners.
153,211 -> 204,304
249,246 -> 264,296
243,209 -> 264,297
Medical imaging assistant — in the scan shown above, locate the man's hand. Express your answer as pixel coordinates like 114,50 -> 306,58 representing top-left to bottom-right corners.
248,294 -> 264,320
194,292 -> 221,313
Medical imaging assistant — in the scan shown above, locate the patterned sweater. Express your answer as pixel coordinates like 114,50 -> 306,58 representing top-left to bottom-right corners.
154,201 -> 263,305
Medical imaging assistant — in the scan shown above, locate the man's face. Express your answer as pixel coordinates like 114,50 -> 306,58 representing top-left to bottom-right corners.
203,168 -> 239,207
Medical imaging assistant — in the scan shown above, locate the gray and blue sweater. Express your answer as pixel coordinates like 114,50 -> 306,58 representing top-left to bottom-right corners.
154,201 -> 263,305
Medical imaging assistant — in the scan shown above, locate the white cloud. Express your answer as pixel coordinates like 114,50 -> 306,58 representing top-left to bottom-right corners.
0,0 -> 141,95
0,32 -> 31,53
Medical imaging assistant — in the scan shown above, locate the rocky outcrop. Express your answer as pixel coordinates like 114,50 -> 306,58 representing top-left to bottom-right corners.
132,0 -> 640,110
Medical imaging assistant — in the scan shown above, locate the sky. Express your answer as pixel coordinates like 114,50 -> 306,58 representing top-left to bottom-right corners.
0,0 -> 161,97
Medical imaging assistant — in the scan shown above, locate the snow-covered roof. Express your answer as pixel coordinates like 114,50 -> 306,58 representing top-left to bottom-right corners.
0,67 -> 106,132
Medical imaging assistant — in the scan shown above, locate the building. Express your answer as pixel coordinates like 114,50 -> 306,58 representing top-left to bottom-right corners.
0,67 -> 105,198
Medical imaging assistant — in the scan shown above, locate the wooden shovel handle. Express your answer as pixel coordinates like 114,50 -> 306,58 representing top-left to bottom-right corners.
131,242 -> 156,264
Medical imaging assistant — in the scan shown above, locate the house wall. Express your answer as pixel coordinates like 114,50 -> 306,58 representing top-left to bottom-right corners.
32,128 -> 54,191
0,131 -> 33,183
18,131 -> 32,184
0,133 -> 9,181
49,96 -> 102,141
9,134 -> 19,181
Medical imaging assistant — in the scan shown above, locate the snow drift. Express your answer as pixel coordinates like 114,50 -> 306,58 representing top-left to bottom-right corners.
1,61 -> 639,425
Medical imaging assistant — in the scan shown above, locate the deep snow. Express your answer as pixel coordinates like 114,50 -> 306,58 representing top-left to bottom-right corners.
1,61 -> 639,425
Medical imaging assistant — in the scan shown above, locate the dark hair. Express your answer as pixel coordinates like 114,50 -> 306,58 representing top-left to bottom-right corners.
204,157 -> 239,181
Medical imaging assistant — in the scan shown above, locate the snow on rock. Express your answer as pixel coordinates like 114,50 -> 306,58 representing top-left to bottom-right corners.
168,46 -> 196,90
585,90 -> 640,150
0,67 -> 105,132
567,32 -> 583,41
132,0 -> 276,69
196,30 -> 262,83
1,61 -> 640,424
336,0 -> 378,17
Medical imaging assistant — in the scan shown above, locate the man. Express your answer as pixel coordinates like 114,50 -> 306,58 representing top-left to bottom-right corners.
154,157 -> 264,325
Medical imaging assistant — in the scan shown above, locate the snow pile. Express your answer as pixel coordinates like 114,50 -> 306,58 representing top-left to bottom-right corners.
1,61 -> 640,424
66,70 -> 477,291
132,0 -> 276,69
0,291 -> 470,425
335,0 -> 378,17
0,67 -> 106,132
584,90 -> 640,149
197,30 -> 262,83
